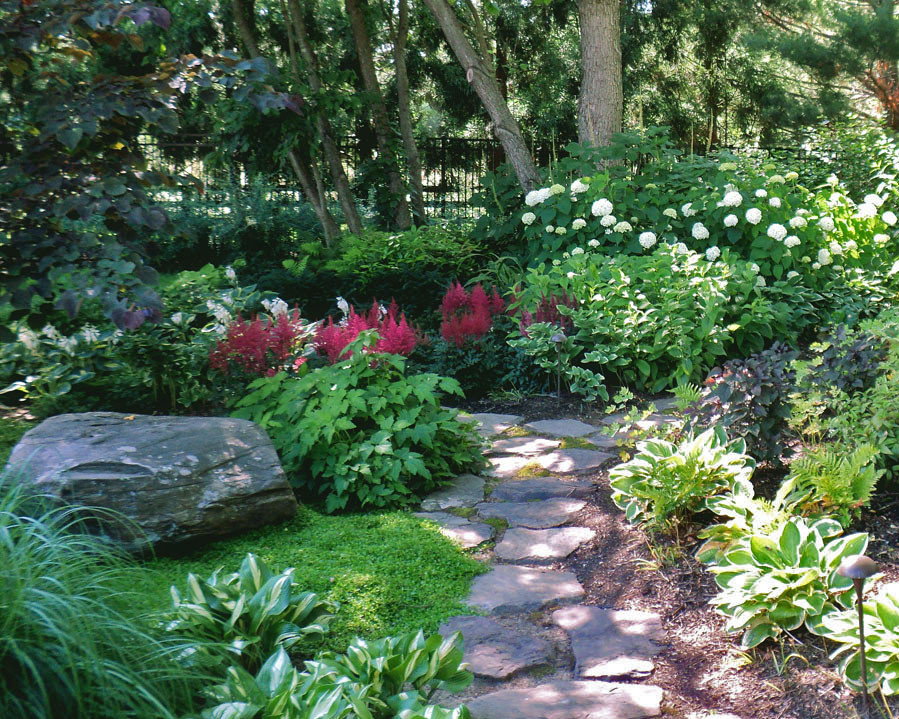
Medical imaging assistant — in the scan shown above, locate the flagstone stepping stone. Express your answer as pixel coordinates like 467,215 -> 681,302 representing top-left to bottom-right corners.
490,477 -> 594,502
476,498 -> 586,529
458,413 -> 523,437
420,474 -> 486,511
552,605 -> 665,680
585,432 -> 628,450
524,418 -> 599,437
467,565 -> 584,614
413,512 -> 494,549
486,454 -> 535,478
488,437 -> 561,455
495,527 -> 595,562
465,680 -> 663,719
438,616 -> 552,680
648,397 -> 680,413
536,448 -> 612,473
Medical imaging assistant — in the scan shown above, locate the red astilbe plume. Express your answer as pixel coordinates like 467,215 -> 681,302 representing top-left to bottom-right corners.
314,299 -> 419,363
439,282 -> 505,348
209,310 -> 305,376
517,292 -> 579,336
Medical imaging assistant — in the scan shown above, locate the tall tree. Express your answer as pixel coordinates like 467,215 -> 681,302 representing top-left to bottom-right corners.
577,0 -> 623,148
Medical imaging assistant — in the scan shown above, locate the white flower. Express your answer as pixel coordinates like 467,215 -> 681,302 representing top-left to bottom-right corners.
41,324 -> 60,339
801,256 -> 811,263
875,233 -> 890,243
785,171 -> 799,181
768,197 -> 782,208
829,240 -> 843,255
572,246 -> 585,255
883,211 -> 898,226
572,218 -> 587,230
784,235 -> 801,248
891,260 -> 899,276
59,336 -> 78,354
592,198 -> 614,217
721,190 -> 743,207
682,202 -> 697,217
546,225 -> 554,233
563,252 -> 570,259
262,297 -> 289,317
705,246 -> 721,262
336,296 -> 350,316
749,263 -> 760,274
570,179 -> 589,194
834,265 -> 843,271
818,216 -> 835,232
613,221 -> 633,232
789,216 -> 807,229
857,202 -> 878,219
170,312 -> 184,325
691,222 -> 709,240
674,242 -> 690,254
552,259 -> 561,266
812,262 -> 822,270
555,226 -> 567,235
756,276 -> 766,287
845,239 -> 858,252
600,214 -> 617,227
567,271 -> 576,279
817,248 -> 832,266
549,184 -> 565,196
81,325 -> 100,343
209,303 -> 231,323
745,208 -> 762,225
663,208 -> 678,218
522,211 -> 536,225
754,188 -> 768,198
724,214 -> 739,227
768,174 -> 785,184
826,174 -> 839,186
787,270 -> 799,279
225,266 -> 237,283
588,239 -> 600,248
767,223 -> 787,241
18,329 -> 38,351
796,208 -> 809,215
828,192 -> 843,206
865,193 -> 885,207
638,231 -> 657,249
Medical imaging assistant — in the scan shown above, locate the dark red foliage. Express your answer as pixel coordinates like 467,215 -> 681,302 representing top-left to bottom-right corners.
209,310 -> 305,376
314,299 -> 419,363
439,282 -> 505,348
517,292 -> 579,336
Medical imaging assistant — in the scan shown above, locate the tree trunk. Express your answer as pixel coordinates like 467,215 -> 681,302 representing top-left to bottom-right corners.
230,0 -> 340,242
577,0 -> 622,150
422,0 -> 539,192
393,0 -> 427,222
286,0 -> 364,235
344,0 -> 412,229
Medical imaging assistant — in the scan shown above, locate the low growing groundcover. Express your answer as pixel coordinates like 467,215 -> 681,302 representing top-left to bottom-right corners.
140,505 -> 487,651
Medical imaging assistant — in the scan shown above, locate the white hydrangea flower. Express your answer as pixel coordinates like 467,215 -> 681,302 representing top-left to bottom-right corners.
767,223 -> 787,241
768,174 -> 785,184
570,179 -> 589,194
588,239 -> 600,248
829,240 -> 843,255
749,263 -> 760,274
756,276 -> 766,287
674,242 -> 690,254
681,202 -> 697,217
600,214 -> 617,227
828,192 -> 843,207
785,171 -> 799,181
857,202 -> 878,219
834,265 -> 843,271
546,225 -> 554,233
572,246 -> 585,255
812,262 -> 822,270
875,233 -> 890,243
801,256 -> 811,263
549,184 -> 565,196
787,270 -> 799,279
555,226 -> 567,235
224,266 -> 237,283
891,260 -> 899,276
552,259 -> 561,266
818,248 -> 832,265
724,214 -> 738,227
691,222 -> 709,240
818,216 -> 835,232
768,197 -> 782,208
613,221 -> 633,232
705,246 -> 721,261
638,231 -> 657,249
865,193 -> 885,208
663,208 -> 678,218
522,211 -> 536,225
567,271 -> 576,279
789,216 -> 807,229
563,252 -> 570,259
525,188 -> 550,206
572,218 -> 587,230
755,188 -> 768,198
721,190 -> 743,207
883,210 -> 898,226
826,174 -> 839,186
784,235 -> 801,248
796,208 -> 809,215
845,239 -> 858,252
745,208 -> 762,225
592,198 -> 614,217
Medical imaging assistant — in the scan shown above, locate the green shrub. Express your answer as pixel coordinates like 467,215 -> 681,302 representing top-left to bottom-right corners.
232,332 -> 486,512
0,480 -> 206,719
709,515 -> 867,648
609,426 -> 755,532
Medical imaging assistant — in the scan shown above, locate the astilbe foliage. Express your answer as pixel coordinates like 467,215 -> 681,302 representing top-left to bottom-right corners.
315,300 -> 418,363
439,282 -> 505,348
209,310 -> 306,376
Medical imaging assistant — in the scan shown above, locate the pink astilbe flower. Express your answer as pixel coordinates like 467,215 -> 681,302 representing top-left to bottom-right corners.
314,298 -> 419,363
517,292 -> 578,336
439,282 -> 505,348
209,310 -> 306,376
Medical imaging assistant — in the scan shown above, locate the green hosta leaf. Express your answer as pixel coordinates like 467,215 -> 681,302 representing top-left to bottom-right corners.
741,620 -> 778,649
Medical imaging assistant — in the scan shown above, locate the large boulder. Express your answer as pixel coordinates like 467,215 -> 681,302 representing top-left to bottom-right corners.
5,412 -> 297,552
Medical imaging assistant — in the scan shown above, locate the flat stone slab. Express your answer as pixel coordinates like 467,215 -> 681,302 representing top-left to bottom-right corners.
439,616 -> 552,679
466,680 -> 663,719
490,477 -> 594,502
467,565 -> 585,614
476,498 -> 586,528
536,448 -> 612,473
413,512 -> 494,549
496,527 -> 595,562
524,419 -> 599,437
552,605 -> 665,679
486,455 -> 535,478
459,413 -> 523,437
488,437 -> 561,455
420,474 -> 486,511
585,432 -> 628,450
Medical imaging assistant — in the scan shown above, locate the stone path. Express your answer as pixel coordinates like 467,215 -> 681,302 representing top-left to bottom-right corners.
416,409 -> 683,719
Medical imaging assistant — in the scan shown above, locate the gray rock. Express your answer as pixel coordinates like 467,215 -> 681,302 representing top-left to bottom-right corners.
597,411 -> 630,426
648,397 -> 680,413
490,477 -> 594,502
486,455 -> 534,478
476,498 -> 586,528
438,616 -> 552,679
585,432 -> 628,450
413,512 -> 494,549
465,680 -> 663,719
524,418 -> 599,437
536,448 -> 612,473
552,605 -> 665,679
5,412 -> 296,552
459,413 -> 523,437
488,437 -> 561,456
420,474 -> 486,511
467,565 -> 585,614
495,527 -> 595,562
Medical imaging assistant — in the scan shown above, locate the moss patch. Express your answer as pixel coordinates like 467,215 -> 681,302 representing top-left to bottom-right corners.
500,425 -> 534,438
515,461 -> 551,478
558,436 -> 595,450
482,517 -> 509,534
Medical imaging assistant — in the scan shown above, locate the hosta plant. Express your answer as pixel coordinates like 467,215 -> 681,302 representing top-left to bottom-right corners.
609,426 -> 755,532
166,553 -> 336,672
709,516 -> 868,648
809,583 -> 899,695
